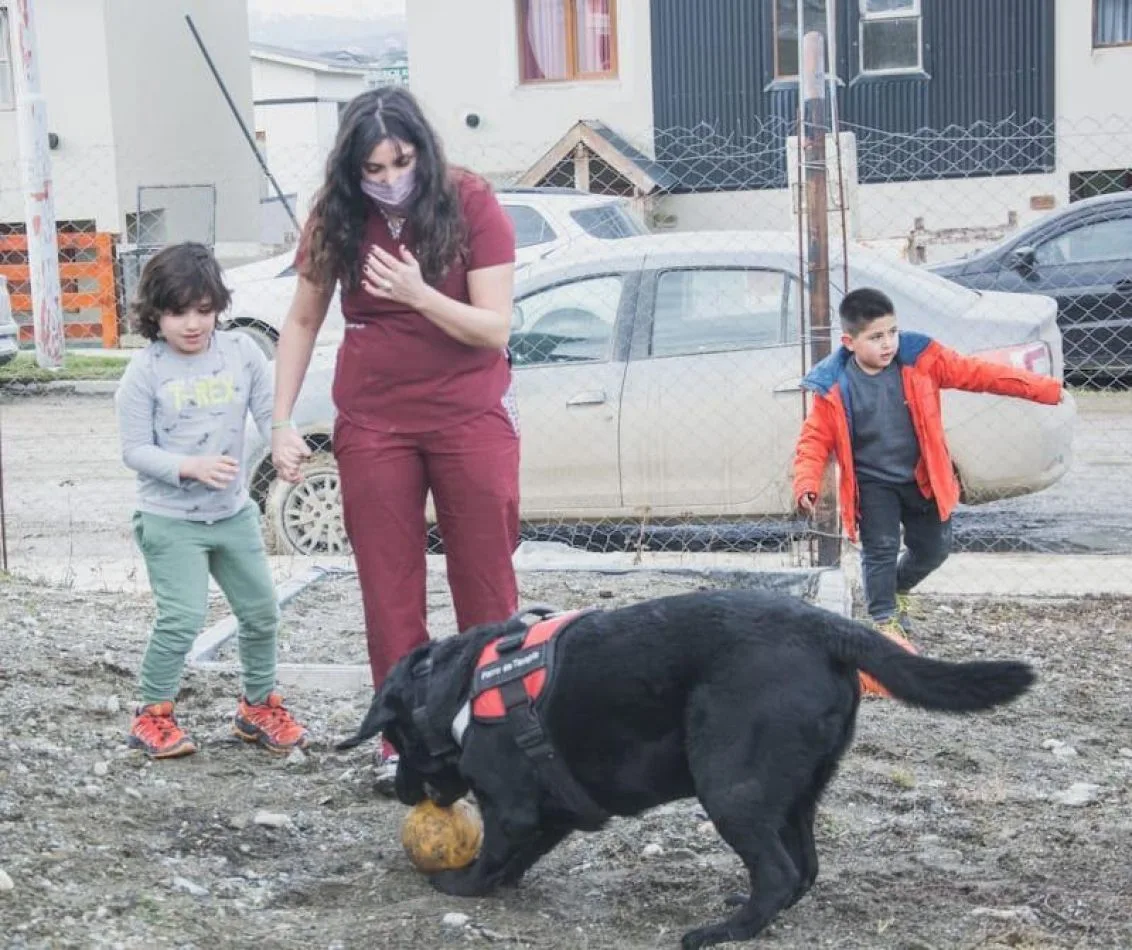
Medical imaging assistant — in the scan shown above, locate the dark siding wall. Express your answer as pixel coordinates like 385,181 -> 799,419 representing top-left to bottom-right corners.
650,0 -> 1056,190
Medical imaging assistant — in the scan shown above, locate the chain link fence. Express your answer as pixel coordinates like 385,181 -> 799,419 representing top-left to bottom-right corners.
1,114 -> 1130,597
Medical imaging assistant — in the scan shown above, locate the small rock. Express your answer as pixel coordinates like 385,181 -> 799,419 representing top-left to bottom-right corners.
937,604 -> 956,614
1119,748 -> 1132,759
124,787 -> 142,801
229,815 -> 249,830
0,869 -> 13,892
442,912 -> 469,928
697,821 -> 716,837
1051,783 -> 1100,807
337,769 -> 356,783
105,696 -> 121,715
971,906 -> 1040,926
597,589 -> 615,599
915,847 -> 964,872
642,843 -> 664,858
172,876 -> 209,898
93,762 -> 109,778
285,749 -> 307,767
1041,738 -> 1078,757
253,811 -> 290,829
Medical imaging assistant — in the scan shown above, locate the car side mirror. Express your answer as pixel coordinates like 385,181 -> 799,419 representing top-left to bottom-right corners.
1008,245 -> 1037,276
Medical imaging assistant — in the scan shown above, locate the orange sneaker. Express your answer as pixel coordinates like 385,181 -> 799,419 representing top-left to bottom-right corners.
128,702 -> 197,759
859,619 -> 918,699
232,693 -> 310,753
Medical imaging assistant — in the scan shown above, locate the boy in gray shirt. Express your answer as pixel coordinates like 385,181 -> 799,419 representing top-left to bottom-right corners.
116,242 -> 309,757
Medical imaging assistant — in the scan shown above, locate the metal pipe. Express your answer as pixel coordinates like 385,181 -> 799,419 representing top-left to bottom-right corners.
13,0 -> 64,369
802,29 -> 840,568
824,0 -> 851,288
184,14 -> 301,233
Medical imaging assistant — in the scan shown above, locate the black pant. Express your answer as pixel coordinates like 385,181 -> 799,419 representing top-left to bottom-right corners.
857,479 -> 952,622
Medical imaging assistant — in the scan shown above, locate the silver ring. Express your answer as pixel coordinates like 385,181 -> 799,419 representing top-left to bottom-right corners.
380,279 -> 393,292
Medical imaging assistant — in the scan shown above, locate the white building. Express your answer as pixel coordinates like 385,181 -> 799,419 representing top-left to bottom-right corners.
406,0 -> 1132,260
250,43 -> 370,244
0,0 -> 259,254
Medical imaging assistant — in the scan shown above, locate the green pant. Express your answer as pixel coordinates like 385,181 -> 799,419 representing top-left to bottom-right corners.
133,503 -> 278,704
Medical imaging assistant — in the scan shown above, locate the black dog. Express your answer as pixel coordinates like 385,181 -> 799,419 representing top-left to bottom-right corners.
340,589 -> 1033,949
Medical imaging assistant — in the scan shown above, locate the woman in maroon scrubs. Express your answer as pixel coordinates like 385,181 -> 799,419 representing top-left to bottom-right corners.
271,88 -> 519,776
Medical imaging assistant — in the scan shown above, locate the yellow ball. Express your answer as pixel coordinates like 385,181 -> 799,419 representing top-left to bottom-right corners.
401,798 -> 483,872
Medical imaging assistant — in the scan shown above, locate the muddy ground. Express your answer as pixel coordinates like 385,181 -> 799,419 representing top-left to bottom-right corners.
1,571 -> 1130,950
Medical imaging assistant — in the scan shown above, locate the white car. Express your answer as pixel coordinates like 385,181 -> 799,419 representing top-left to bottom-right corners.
221,189 -> 645,357
0,276 -> 19,366
245,231 -> 1075,556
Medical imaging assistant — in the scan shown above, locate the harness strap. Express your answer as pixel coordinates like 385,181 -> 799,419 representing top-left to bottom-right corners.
497,677 -> 608,828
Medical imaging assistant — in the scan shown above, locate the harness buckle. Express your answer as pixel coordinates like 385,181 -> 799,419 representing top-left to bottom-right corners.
494,630 -> 528,654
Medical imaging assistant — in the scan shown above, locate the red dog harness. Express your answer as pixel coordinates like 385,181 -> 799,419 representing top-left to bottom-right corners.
456,606 -> 608,829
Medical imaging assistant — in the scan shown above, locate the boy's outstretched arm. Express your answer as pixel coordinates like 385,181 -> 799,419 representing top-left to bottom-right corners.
929,342 -> 1063,405
792,400 -> 836,511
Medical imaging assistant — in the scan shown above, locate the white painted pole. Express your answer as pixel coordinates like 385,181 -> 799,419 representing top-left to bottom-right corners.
11,0 -> 64,368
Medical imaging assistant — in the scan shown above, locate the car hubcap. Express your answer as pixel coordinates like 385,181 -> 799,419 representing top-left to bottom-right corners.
280,470 -> 350,555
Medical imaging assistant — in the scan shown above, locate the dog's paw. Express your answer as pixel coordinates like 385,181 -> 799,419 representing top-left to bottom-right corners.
723,893 -> 749,908
428,869 -> 488,898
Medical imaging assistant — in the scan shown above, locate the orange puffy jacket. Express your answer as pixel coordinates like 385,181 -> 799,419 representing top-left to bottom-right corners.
792,332 -> 1062,541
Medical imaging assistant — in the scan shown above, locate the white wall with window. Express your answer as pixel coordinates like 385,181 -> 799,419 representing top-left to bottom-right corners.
773,0 -> 922,79
407,0 -> 654,178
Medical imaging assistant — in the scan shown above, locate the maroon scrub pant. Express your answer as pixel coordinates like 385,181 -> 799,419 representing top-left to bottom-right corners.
334,402 -> 520,689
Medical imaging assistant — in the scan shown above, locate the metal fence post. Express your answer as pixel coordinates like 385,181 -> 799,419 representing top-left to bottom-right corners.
802,30 -> 841,568
12,0 -> 64,368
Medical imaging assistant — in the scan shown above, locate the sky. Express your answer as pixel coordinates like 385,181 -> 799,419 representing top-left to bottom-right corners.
248,0 -> 405,16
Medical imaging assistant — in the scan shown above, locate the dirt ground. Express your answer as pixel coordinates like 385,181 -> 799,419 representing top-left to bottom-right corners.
1,571 -> 1131,950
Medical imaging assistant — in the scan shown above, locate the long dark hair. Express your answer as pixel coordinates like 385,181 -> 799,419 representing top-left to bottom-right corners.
302,87 -> 464,289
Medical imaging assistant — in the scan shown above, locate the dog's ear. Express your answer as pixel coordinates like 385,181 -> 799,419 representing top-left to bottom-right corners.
336,687 -> 396,751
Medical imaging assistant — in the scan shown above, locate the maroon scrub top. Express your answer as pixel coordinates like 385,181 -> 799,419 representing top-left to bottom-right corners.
297,170 -> 516,434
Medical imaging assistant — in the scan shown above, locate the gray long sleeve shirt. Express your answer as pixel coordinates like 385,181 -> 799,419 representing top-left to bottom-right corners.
115,331 -> 272,521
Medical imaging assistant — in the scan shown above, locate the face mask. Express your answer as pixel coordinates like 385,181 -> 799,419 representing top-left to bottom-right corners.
361,168 -> 417,213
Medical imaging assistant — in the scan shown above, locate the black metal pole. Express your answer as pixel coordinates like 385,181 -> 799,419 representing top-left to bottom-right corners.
184,14 -> 301,233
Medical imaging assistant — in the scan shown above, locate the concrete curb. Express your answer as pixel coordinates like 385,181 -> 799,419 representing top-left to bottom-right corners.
0,379 -> 118,396
185,558 -> 852,696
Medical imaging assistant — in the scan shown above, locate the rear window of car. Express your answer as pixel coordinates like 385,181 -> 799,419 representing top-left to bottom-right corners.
570,205 -> 647,240
504,205 -> 559,249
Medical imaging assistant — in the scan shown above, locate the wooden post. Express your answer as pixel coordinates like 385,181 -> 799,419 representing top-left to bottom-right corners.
802,30 -> 840,568
12,0 -> 64,368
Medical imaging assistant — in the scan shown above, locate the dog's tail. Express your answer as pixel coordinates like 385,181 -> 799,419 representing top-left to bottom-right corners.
823,615 -> 1035,712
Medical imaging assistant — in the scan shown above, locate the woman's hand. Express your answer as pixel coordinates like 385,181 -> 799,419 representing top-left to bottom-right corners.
272,427 -> 311,484
363,245 -> 430,310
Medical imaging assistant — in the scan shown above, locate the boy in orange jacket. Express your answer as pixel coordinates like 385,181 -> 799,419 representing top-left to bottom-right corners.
792,288 -> 1063,666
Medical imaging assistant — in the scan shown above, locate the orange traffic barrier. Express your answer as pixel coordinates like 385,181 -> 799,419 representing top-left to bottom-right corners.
0,231 -> 119,348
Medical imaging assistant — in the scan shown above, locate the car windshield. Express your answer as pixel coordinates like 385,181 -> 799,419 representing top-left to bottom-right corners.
570,204 -> 647,240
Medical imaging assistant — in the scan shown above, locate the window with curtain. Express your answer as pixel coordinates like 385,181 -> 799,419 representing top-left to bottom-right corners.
517,0 -> 617,82
775,0 -> 829,79
1,7 -> 15,110
1094,0 -> 1132,47
859,0 -> 922,74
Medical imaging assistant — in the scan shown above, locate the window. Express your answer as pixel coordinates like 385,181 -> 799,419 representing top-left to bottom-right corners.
651,269 -> 793,358
859,0 -> 922,75
509,275 -> 622,365
1035,217 -> 1132,266
1094,0 -> 1132,47
517,0 -> 617,82
1,7 -> 15,110
569,204 -> 646,239
504,205 -> 558,249
775,0 -> 828,79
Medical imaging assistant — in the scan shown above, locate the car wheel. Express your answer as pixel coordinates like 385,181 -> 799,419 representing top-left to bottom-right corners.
264,452 -> 352,556
227,322 -> 277,359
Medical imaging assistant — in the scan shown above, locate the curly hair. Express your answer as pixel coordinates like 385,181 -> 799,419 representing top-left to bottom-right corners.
130,242 -> 231,342
302,87 -> 465,290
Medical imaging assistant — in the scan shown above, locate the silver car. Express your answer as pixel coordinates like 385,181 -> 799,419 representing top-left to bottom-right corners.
247,232 -> 1075,555
0,276 -> 20,366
